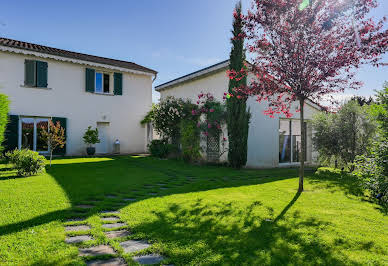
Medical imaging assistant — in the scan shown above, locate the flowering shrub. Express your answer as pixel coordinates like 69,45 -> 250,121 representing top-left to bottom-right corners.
193,92 -> 228,160
180,119 -> 201,163
151,97 -> 196,142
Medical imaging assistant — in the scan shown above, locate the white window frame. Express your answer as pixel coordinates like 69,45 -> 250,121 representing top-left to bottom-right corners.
18,116 -> 50,154
279,118 -> 308,165
94,71 -> 113,94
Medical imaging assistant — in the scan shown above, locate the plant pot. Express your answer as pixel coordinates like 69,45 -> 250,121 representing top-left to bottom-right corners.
86,147 -> 96,156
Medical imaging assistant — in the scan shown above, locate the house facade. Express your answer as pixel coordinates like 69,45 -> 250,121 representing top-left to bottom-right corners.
156,60 -> 322,168
0,37 -> 156,155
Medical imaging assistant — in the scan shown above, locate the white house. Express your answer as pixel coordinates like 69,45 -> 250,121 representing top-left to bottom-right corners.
0,37 -> 157,156
155,60 -> 323,168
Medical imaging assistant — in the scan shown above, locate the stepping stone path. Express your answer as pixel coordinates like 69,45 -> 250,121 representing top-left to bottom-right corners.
102,222 -> 126,229
65,235 -> 94,244
101,216 -> 120,222
62,195 -> 171,264
87,258 -> 127,266
105,230 -> 131,239
65,225 -> 91,232
120,240 -> 150,253
133,254 -> 164,265
79,245 -> 116,256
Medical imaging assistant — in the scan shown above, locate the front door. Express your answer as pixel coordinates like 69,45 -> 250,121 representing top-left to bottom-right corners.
96,122 -> 110,154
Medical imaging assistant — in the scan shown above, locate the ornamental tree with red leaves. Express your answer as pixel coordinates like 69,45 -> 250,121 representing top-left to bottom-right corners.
239,0 -> 387,192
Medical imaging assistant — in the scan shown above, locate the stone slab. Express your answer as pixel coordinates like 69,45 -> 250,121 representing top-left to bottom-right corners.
65,235 -> 93,244
79,245 -> 116,257
102,222 -> 126,229
86,258 -> 127,266
132,254 -> 164,265
120,240 -> 150,253
101,216 -> 120,222
76,204 -> 94,209
148,193 -> 157,196
101,210 -> 120,214
65,225 -> 91,231
106,195 -> 118,198
123,198 -> 136,201
105,230 -> 131,239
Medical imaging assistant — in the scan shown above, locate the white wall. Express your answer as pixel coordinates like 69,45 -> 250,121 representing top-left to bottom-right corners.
0,51 -> 153,155
159,69 -> 320,168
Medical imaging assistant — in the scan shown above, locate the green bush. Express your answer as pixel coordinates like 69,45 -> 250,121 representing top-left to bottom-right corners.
0,94 -> 9,152
180,119 -> 201,163
83,126 -> 100,147
148,140 -> 178,159
6,149 -> 46,176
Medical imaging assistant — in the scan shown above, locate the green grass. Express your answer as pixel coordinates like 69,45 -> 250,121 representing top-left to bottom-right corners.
0,156 -> 386,265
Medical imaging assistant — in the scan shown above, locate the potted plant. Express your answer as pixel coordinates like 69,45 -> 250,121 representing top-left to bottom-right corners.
83,126 -> 100,155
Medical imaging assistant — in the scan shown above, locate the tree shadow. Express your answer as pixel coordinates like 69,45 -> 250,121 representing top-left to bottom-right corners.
0,156 -> 299,237
130,192 -> 359,265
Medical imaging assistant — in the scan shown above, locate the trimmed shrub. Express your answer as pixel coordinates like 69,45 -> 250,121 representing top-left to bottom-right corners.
180,119 -> 201,163
148,140 -> 178,159
6,149 -> 46,176
0,94 -> 9,152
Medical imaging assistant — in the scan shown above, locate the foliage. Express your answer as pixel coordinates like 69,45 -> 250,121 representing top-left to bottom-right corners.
140,103 -> 157,125
6,149 -> 46,176
40,120 -> 66,167
0,156 -> 387,264
0,94 -> 9,152
83,126 -> 100,147
239,0 -> 387,191
226,2 -> 251,168
180,119 -> 201,163
148,139 -> 178,159
354,85 -> 388,206
193,93 -> 228,160
312,100 -> 377,170
152,97 -> 196,142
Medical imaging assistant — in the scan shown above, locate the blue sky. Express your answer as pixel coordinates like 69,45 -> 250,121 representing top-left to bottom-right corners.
1,0 -> 386,102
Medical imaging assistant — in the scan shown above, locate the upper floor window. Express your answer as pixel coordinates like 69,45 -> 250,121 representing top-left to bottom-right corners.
86,68 -> 122,95
24,60 -> 48,88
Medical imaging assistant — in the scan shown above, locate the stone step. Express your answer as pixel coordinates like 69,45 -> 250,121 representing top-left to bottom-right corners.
65,225 -> 91,232
105,230 -> 131,239
102,222 -> 126,229
133,254 -> 164,265
86,258 -> 127,266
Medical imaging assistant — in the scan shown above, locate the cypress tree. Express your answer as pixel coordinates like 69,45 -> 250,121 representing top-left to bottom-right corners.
226,1 -> 250,168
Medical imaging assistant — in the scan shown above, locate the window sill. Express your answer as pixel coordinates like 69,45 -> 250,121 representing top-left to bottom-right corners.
88,92 -> 115,96
20,85 -> 52,90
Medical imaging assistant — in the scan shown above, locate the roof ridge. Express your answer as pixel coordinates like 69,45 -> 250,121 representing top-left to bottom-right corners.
0,36 -> 157,74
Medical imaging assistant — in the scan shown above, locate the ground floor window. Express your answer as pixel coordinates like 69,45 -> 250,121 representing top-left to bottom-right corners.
279,119 -> 307,163
19,117 -> 49,153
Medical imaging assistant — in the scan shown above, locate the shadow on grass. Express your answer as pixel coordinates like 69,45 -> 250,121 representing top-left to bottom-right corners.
0,156 -> 299,237
131,192 -> 359,265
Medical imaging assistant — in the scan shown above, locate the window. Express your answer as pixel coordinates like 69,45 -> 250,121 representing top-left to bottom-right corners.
279,119 -> 307,163
24,60 -> 48,88
19,117 -> 49,153
95,72 -> 110,94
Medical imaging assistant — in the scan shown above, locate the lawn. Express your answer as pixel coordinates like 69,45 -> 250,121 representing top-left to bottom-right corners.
0,156 -> 386,265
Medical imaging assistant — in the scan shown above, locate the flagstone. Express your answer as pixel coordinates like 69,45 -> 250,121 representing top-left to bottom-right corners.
86,258 -> 127,266
132,254 -> 164,265
101,216 -> 120,222
105,230 -> 131,239
120,240 -> 150,253
102,222 -> 126,229
79,245 -> 116,256
65,235 -> 93,244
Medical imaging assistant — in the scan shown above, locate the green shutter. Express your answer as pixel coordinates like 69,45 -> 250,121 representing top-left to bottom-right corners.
51,117 -> 67,155
24,60 -> 36,87
3,115 -> 19,152
85,68 -> 95,92
36,61 -> 48,88
114,72 -> 123,95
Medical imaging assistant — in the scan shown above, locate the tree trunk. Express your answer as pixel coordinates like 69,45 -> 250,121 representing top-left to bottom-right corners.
50,151 -> 53,167
298,97 -> 305,193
